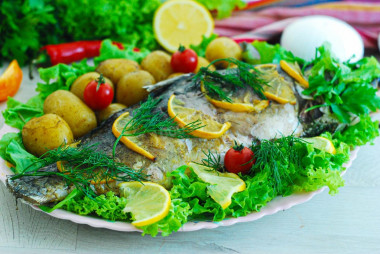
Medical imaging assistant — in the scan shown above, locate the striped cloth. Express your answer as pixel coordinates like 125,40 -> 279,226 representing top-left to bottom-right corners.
215,2 -> 380,48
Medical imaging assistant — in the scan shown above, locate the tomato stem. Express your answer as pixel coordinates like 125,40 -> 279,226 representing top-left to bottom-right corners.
96,74 -> 105,92
232,140 -> 244,151
178,45 -> 186,53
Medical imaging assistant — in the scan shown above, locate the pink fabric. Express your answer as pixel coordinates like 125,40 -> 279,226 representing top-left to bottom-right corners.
215,2 -> 380,48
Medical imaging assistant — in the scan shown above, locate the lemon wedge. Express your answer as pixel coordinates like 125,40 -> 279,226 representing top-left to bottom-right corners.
255,64 -> 297,105
119,182 -> 171,227
280,60 -> 309,88
303,136 -> 336,154
167,94 -> 231,139
188,162 -> 246,209
153,0 -> 214,52
200,83 -> 269,113
112,112 -> 156,161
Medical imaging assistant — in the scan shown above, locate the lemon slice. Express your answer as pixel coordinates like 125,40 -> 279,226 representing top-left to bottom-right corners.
112,112 -> 156,161
119,181 -> 171,227
303,136 -> 336,154
255,64 -> 297,105
280,60 -> 309,88
153,0 -> 214,52
167,94 -> 231,139
200,83 -> 269,113
188,163 -> 246,209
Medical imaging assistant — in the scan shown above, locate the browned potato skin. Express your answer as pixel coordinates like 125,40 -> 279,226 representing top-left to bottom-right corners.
70,72 -> 114,101
205,37 -> 242,69
117,70 -> 155,107
195,57 -> 216,73
141,51 -> 173,82
43,90 -> 97,138
96,59 -> 140,84
22,114 -> 74,157
97,103 -> 126,123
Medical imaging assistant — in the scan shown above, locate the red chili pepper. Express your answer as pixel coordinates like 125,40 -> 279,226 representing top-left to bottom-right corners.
38,41 -> 124,66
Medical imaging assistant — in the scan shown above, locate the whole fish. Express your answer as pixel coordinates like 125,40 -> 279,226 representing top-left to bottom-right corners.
6,65 -> 325,205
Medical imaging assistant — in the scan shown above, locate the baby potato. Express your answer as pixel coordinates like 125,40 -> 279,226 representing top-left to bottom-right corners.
195,57 -> 216,73
22,114 -> 74,157
70,72 -> 114,101
141,51 -> 173,82
116,70 -> 155,107
97,103 -> 126,123
205,37 -> 242,69
43,90 -> 97,138
96,59 -> 140,84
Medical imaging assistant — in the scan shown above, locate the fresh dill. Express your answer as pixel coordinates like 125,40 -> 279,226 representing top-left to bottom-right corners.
193,58 -> 267,102
251,135 -> 305,192
196,149 -> 224,172
112,96 -> 203,157
11,143 -> 147,198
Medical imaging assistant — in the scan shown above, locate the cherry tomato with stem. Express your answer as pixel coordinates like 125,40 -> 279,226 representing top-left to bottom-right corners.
170,45 -> 198,73
83,74 -> 114,110
224,142 -> 255,174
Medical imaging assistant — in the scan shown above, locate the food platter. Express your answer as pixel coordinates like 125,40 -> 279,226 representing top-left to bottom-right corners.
0,122 -> 359,232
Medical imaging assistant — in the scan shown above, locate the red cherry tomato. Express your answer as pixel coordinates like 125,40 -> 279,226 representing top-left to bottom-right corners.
83,74 -> 114,110
224,144 -> 255,174
170,45 -> 198,73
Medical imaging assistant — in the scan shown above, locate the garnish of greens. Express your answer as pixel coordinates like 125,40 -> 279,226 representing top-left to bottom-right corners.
193,58 -> 267,102
112,96 -> 204,157
196,150 -> 224,172
10,143 -> 147,198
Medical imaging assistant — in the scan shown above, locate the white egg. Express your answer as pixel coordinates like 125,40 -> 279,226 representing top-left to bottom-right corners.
280,15 -> 364,62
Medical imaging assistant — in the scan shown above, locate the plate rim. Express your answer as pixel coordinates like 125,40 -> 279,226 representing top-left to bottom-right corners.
0,123 -> 359,233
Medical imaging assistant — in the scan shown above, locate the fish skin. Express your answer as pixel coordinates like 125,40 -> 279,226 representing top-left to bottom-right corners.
6,68 -> 305,205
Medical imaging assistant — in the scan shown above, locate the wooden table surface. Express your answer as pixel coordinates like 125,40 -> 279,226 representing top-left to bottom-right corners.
0,65 -> 379,254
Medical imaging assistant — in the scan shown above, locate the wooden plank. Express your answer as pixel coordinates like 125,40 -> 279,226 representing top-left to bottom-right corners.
0,182 -> 78,251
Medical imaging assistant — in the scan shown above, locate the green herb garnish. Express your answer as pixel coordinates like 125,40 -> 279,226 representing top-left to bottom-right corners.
196,150 -> 224,172
112,96 -> 203,157
11,143 -> 146,198
193,58 -> 267,102
251,135 -> 304,192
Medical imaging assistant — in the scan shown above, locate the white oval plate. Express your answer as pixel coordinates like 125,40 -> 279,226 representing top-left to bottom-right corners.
0,123 -> 358,233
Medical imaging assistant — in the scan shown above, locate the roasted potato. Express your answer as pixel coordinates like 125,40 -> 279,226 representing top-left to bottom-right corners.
116,70 -> 155,106
141,51 -> 173,82
194,57 -> 216,73
22,114 -> 74,157
96,59 -> 140,84
70,72 -> 114,101
205,37 -> 242,69
97,103 -> 126,123
43,90 -> 97,138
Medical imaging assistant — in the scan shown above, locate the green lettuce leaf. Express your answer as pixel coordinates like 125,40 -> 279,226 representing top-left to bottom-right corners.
93,39 -> 150,66
334,116 -> 380,147
190,34 -> 218,57
0,132 -> 40,174
140,199 -> 191,237
37,59 -> 95,99
62,191 -> 130,221
242,41 -> 304,65
195,0 -> 246,19
2,95 -> 44,130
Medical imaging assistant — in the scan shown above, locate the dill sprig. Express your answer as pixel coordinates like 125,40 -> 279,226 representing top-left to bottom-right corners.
196,149 -> 224,172
112,96 -> 203,157
11,143 -> 147,198
251,135 -> 305,192
193,58 -> 267,102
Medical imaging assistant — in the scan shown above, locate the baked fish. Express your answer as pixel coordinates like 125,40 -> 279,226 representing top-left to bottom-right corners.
7,65 -> 314,205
